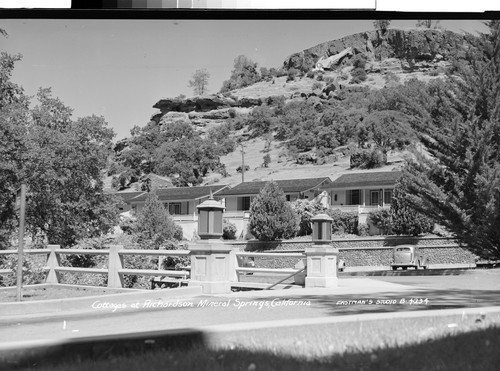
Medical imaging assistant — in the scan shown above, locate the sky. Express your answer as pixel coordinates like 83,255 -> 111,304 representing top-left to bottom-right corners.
1,17 -> 488,141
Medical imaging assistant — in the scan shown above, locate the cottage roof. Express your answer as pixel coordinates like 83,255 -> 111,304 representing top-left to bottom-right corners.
325,171 -> 402,189
127,184 -> 229,203
111,191 -> 146,203
216,177 -> 332,196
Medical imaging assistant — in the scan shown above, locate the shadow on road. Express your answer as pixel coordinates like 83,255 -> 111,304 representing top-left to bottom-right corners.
2,322 -> 499,370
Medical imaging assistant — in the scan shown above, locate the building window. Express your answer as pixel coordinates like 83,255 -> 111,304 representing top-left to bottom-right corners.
384,190 -> 393,205
168,203 -> 182,215
241,196 -> 251,211
346,189 -> 361,205
370,190 -> 380,206
286,195 -> 291,201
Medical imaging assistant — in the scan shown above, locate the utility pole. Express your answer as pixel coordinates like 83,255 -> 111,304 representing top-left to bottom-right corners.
15,184 -> 27,302
240,143 -> 245,183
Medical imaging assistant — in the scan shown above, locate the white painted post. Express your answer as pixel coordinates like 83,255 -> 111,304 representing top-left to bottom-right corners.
305,214 -> 338,288
45,244 -> 61,284
188,195 -> 232,293
188,240 -> 233,294
107,245 -> 124,288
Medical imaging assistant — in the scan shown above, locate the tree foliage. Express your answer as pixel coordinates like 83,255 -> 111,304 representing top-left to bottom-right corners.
290,199 -> 326,236
390,176 -> 434,236
358,110 -> 415,156
0,40 -> 119,248
115,120 -> 227,187
416,20 -> 440,29
0,50 -> 29,245
133,192 -> 181,249
402,21 -> 500,259
325,209 -> 359,235
248,182 -> 298,241
24,89 -> 120,247
220,55 -> 260,93
367,208 -> 393,235
373,20 -> 391,33
188,68 -> 210,96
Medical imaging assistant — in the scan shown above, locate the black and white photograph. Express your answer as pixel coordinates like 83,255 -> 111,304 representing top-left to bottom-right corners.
1,3 -> 499,370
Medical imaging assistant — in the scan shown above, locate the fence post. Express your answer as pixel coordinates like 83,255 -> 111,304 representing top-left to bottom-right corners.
45,244 -> 61,284
107,245 -> 124,288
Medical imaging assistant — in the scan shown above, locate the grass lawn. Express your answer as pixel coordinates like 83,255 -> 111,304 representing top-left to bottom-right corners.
11,311 -> 500,370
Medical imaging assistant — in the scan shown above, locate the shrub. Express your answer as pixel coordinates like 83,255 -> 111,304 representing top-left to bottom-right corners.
248,182 -> 299,241
351,68 -> 367,84
173,224 -> 184,241
134,192 -> 181,249
260,67 -> 270,80
119,217 -> 136,234
351,54 -> 368,69
384,71 -> 400,85
0,254 -> 46,287
368,208 -> 393,235
57,236 -> 116,287
290,199 -> 327,236
311,81 -> 323,91
350,149 -> 386,169
286,68 -> 299,82
357,223 -> 370,236
222,219 -> 237,240
306,71 -> 315,78
263,154 -> 271,167
159,240 -> 189,271
325,209 -> 358,235
236,165 -> 250,173
428,69 -> 439,77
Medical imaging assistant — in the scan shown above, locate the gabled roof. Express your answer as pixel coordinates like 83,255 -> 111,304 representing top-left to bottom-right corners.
127,184 -> 229,203
325,171 -> 402,189
111,191 -> 146,203
216,177 -> 332,196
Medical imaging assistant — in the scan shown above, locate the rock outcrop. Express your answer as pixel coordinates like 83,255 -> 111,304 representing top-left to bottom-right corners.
283,29 -> 472,72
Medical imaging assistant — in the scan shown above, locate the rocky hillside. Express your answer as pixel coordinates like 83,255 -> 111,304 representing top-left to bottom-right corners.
146,28 -> 469,132
110,28 -> 475,190
283,28 -> 471,71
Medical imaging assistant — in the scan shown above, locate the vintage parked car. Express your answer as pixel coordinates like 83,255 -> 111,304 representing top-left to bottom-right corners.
391,245 -> 428,270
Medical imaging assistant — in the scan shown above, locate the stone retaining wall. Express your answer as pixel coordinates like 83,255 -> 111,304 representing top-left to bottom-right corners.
229,236 -> 478,269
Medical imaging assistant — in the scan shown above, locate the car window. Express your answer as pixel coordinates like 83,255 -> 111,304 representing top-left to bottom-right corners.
396,247 -> 411,252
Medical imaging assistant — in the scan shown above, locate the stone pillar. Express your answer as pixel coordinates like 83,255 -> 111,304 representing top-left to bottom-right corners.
188,191 -> 232,294
305,214 -> 338,288
188,240 -> 233,294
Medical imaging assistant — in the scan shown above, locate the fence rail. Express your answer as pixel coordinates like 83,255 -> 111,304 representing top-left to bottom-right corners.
234,251 -> 305,278
0,245 -> 192,288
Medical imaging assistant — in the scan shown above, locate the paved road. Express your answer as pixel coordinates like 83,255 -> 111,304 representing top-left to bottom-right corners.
370,268 -> 500,291
1,269 -> 499,345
